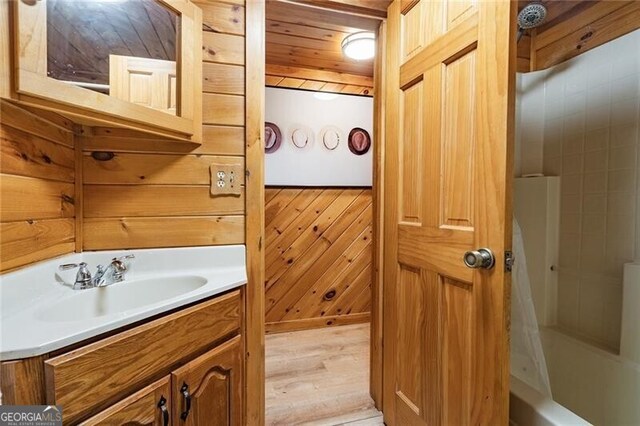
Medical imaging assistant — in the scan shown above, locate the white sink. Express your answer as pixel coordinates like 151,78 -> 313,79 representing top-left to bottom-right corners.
0,245 -> 247,361
36,276 -> 208,322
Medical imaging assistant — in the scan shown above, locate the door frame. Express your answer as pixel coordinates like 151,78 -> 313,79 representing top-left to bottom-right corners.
370,18 -> 387,412
247,2 -> 389,421
245,0 -> 266,425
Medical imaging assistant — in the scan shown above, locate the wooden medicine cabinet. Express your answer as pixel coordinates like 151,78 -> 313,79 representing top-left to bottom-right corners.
7,0 -> 202,141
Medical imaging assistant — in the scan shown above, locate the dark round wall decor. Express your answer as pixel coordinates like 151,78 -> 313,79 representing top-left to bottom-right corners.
348,127 -> 371,155
265,122 -> 282,153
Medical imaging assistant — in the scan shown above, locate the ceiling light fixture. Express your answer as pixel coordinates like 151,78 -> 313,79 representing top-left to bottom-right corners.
341,32 -> 375,61
314,92 -> 339,101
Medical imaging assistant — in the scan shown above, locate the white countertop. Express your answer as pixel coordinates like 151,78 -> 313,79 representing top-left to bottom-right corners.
0,245 -> 247,361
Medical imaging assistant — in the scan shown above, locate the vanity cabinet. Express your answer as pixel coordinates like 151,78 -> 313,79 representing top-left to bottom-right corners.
0,289 -> 244,425
80,335 -> 243,426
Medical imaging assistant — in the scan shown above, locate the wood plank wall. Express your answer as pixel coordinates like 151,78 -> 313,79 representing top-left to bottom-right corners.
266,64 -> 373,96
264,61 -> 374,332
264,188 -> 372,333
519,1 -> 640,72
0,101 -> 77,272
80,1 -> 247,250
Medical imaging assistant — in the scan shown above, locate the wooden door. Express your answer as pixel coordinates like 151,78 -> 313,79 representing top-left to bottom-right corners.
80,377 -> 171,426
109,55 -> 178,115
171,336 -> 243,426
382,0 -> 515,425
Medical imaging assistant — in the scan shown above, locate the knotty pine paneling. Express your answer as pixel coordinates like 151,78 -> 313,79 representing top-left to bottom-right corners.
1,0 -> 248,263
265,188 -> 372,333
519,0 -> 640,72
266,64 -> 373,96
195,1 -> 245,36
81,0 -> 246,251
202,32 -> 245,65
0,101 -> 76,272
83,216 -> 244,250
265,1 -> 380,76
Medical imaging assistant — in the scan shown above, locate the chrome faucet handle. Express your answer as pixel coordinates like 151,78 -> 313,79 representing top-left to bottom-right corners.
114,254 -> 135,262
59,262 -> 83,270
58,262 -> 93,290
109,254 -> 135,282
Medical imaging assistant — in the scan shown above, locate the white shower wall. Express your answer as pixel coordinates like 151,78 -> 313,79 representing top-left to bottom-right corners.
516,28 -> 640,350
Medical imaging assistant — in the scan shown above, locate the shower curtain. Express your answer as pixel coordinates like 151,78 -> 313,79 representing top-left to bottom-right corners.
511,218 -> 552,397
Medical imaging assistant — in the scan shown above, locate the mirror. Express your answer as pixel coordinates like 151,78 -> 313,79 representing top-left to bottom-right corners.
46,0 -> 179,115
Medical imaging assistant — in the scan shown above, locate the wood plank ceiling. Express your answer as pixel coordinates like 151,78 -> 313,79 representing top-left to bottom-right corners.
265,0 -> 386,77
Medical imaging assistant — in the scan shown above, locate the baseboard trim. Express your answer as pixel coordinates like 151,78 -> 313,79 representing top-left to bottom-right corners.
265,312 -> 370,334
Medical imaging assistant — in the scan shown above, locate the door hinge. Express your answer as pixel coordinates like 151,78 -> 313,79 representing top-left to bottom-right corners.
504,250 -> 514,272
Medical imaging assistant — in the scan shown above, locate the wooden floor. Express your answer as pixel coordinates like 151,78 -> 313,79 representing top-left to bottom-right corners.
265,323 -> 383,425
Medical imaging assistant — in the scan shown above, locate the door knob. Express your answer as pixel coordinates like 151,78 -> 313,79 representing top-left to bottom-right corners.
463,248 -> 495,269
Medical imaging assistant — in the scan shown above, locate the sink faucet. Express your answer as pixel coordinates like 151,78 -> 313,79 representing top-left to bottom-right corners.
93,255 -> 135,286
58,262 -> 93,290
59,255 -> 135,290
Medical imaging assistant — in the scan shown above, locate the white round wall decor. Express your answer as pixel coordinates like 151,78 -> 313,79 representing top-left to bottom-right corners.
265,87 -> 373,186
288,125 -> 314,149
320,126 -> 343,151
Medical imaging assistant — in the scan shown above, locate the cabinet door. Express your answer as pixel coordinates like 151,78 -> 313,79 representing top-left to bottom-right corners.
80,377 -> 171,426
171,336 -> 242,426
109,55 -> 178,116
10,0 -> 202,140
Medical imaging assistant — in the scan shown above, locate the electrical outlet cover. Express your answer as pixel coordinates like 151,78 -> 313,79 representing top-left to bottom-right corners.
210,163 -> 242,196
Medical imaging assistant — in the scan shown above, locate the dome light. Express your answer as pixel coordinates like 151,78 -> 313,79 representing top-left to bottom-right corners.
341,32 -> 375,61
314,92 -> 339,101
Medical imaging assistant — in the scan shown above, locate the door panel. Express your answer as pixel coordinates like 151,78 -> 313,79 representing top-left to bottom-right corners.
383,0 -> 515,424
394,266 -> 440,425
447,0 -> 476,29
190,370 -> 230,425
399,79 -> 424,224
109,55 -> 178,115
401,0 -> 448,63
442,278 -> 472,426
442,50 -> 476,228
171,336 -> 243,426
400,2 -> 424,61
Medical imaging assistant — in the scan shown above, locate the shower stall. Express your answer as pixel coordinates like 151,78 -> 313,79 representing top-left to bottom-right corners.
513,27 -> 640,425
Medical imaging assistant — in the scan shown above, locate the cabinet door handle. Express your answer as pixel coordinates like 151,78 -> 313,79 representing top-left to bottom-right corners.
158,396 -> 169,426
180,383 -> 192,420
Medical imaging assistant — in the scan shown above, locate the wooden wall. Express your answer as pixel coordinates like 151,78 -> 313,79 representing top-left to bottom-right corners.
80,1 -> 247,250
1,0 -> 248,269
519,1 -> 640,72
264,188 -> 372,333
266,64 -> 373,96
0,101 -> 77,272
264,55 -> 374,333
